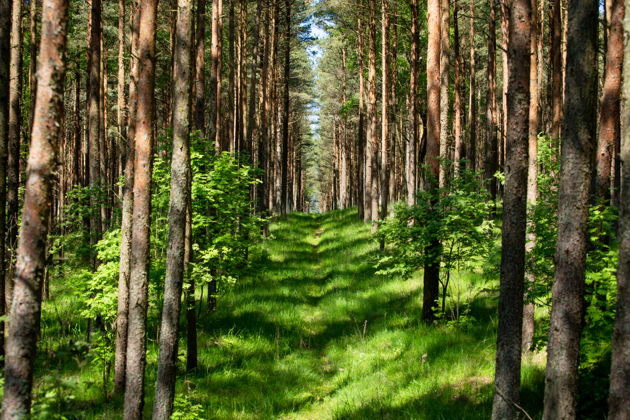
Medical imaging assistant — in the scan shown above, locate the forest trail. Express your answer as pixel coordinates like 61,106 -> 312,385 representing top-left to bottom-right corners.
185,209 -> 546,420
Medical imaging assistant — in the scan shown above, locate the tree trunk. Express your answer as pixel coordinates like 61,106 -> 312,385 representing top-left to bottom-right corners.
1,0 -> 69,415
490,0 -> 530,417
423,0 -> 441,322
367,0 -> 379,223
380,0 -> 389,225
485,0 -> 498,199
550,0 -> 563,139
87,0 -> 102,265
523,0 -> 540,353
210,0 -> 223,150
453,1 -> 463,177
542,0 -> 598,418
609,4 -> 630,413
114,0 -> 140,395
192,0 -> 205,133
595,0 -> 624,203
152,0 -> 192,415
468,0 -> 476,170
408,0 -> 419,204
6,0 -> 22,315
280,0 -> 291,216
439,0 -> 449,188
123,0 -> 159,416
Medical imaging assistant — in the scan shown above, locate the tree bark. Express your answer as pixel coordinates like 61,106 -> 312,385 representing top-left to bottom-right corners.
6,0 -> 22,315
596,0 -> 624,203
152,0 -> 192,415
468,0 -> 476,170
523,0 -> 540,353
550,0 -> 563,139
490,0 -> 530,417
1,0 -> 69,415
87,0 -> 102,265
123,0 -> 159,416
192,0 -> 205,133
280,0 -> 291,216
423,0 -> 442,322
542,0 -> 598,418
485,0 -> 498,199
408,0 -> 419,204
380,0 -> 389,225
367,0 -> 379,222
439,0 -> 449,188
210,0 -> 223,150
609,4 -> 630,415
114,0 -> 140,395
453,1 -> 463,177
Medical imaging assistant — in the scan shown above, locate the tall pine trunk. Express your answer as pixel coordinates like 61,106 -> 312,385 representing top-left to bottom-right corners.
123,0 -> 159,416
542,0 -> 598,418
152,0 -> 192,414
491,0 -> 530,417
1,0 -> 69,415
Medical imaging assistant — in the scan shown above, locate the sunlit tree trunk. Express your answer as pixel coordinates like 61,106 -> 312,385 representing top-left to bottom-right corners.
380,0 -> 389,226
123,0 -> 159,416
1,0 -> 69,415
408,0 -> 419,204
485,0 -> 498,199
152,0 -> 192,415
439,0 -> 449,188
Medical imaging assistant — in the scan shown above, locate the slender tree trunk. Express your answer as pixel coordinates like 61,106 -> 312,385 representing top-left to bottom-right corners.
117,0 -> 127,145
550,0 -> 563,139
596,0 -> 624,203
123,0 -> 159,416
423,0 -> 442,322
192,0 -> 205,133
485,0 -> 498,199
357,15 -> 369,221
408,0 -> 419,204
367,0 -> 378,222
0,0 -> 10,371
1,0 -> 69,415
523,0 -> 540,353
609,5 -> 630,414
280,0 -> 291,216
468,0 -> 476,170
184,195 -> 197,371
152,0 -> 192,415
210,0 -> 223,150
490,0 -> 530,417
453,1 -> 463,177
542,0 -> 598,418
87,0 -> 102,265
114,0 -> 140,395
27,0 -> 38,134
439,0 -> 449,187
6,0 -> 22,315
380,0 -> 389,225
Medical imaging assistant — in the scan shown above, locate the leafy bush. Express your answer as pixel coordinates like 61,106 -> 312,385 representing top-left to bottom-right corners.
376,169 -> 497,316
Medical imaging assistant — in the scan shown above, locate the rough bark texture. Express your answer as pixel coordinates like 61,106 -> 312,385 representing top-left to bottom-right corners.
453,2 -> 462,176
438,0 -> 449,188
6,0 -> 22,322
468,0 -> 476,170
609,4 -> 630,415
490,0 -> 530,417
123,0 -> 158,417
542,0 -> 598,418
423,0 -> 441,322
1,0 -> 69,416
210,0 -> 223,150
114,1 -> 141,395
0,0 -> 10,372
152,0 -> 192,416
408,0 -> 419,204
87,0 -> 102,261
596,0 -> 624,203
192,0 -> 205,133
523,0 -> 540,353
280,0 -> 291,215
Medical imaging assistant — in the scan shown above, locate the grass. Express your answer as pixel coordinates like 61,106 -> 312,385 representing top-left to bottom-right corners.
33,208 -> 546,419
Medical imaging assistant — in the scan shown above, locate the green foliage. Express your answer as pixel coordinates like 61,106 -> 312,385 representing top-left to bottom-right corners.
171,394 -> 204,420
376,169 -> 498,316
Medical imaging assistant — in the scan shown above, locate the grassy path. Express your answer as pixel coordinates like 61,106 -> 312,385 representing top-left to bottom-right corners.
187,209 -> 544,419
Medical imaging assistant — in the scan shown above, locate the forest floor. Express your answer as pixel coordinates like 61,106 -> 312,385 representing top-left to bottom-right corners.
37,209 -> 547,419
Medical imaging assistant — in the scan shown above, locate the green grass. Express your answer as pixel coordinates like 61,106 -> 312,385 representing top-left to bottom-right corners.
34,208 -> 546,419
